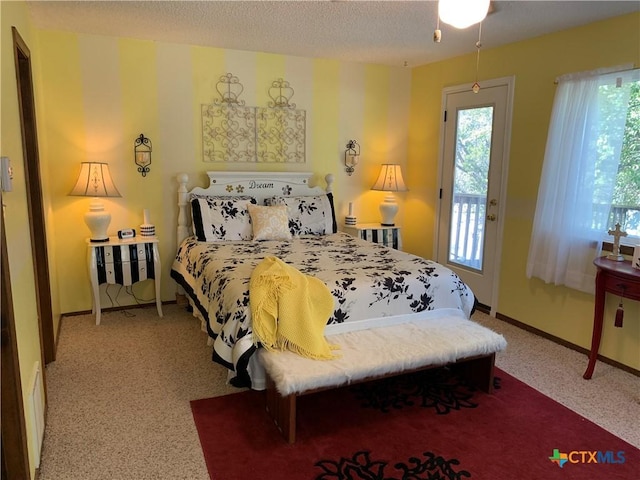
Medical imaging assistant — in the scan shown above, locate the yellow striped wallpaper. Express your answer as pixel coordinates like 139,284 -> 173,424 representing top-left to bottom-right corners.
35,14 -> 638,370
37,31 -> 411,313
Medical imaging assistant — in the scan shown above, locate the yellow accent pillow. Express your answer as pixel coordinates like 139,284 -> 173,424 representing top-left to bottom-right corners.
248,204 -> 292,241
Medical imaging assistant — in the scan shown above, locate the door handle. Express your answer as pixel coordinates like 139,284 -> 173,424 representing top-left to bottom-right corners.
487,214 -> 496,221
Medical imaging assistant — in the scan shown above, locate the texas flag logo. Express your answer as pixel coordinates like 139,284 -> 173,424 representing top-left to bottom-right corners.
549,449 -> 569,468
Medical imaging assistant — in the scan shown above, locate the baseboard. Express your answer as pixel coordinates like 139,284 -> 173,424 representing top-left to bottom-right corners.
54,312 -> 63,357
63,300 -> 177,317
60,302 -> 640,377
475,302 -> 491,315
495,312 -> 640,377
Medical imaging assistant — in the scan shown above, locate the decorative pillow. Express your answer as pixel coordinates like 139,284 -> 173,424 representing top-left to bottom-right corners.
191,195 -> 256,242
265,192 -> 337,236
248,204 -> 292,241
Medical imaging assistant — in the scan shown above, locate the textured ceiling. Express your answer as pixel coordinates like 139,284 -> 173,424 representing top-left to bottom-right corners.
26,1 -> 640,67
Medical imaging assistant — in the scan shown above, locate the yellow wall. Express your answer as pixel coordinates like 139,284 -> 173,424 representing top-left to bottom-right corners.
408,13 -> 640,370
36,31 -> 411,314
3,11 -> 639,479
1,1 -> 61,477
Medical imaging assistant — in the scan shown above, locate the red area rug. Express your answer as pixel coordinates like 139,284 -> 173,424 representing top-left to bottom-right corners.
191,368 -> 639,479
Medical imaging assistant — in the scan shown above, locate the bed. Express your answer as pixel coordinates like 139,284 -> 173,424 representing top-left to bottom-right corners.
170,171 -> 490,393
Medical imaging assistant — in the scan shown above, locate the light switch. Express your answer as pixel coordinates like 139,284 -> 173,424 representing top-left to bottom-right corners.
1,156 -> 13,192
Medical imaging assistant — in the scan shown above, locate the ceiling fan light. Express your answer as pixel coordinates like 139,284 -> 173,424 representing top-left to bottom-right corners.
439,0 -> 490,29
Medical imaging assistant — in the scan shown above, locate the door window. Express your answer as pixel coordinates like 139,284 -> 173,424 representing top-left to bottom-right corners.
449,106 -> 494,271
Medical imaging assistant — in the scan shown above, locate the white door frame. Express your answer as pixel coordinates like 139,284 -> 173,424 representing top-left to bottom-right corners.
434,76 -> 515,316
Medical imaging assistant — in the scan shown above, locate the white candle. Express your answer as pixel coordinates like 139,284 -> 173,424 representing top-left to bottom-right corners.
143,209 -> 150,224
348,202 -> 353,216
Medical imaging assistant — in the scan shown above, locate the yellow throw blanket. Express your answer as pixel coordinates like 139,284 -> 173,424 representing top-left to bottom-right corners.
250,256 -> 338,360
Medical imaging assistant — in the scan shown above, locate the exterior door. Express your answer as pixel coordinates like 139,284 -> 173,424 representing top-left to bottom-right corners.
436,78 -> 513,311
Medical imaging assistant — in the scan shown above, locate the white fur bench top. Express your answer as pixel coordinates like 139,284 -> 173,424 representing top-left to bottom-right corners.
258,314 -> 507,396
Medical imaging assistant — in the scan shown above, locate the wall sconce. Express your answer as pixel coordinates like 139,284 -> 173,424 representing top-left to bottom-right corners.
344,140 -> 360,176
134,134 -> 152,177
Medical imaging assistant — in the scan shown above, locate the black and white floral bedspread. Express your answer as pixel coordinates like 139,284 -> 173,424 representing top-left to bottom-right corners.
170,232 -> 475,388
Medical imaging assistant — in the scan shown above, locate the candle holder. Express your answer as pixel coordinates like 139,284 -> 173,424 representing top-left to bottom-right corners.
345,202 -> 357,225
134,134 -> 152,177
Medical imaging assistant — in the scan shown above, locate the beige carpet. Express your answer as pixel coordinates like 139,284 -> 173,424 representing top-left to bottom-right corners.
38,305 -> 639,479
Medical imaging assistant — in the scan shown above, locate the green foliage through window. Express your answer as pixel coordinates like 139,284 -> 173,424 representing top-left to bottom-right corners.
595,79 -> 639,235
454,106 -> 493,195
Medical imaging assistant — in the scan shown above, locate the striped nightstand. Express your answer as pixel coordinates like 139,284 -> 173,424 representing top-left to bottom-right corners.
87,237 -> 163,324
343,223 -> 402,250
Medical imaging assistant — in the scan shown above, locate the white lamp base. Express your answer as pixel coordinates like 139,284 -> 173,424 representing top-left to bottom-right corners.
379,192 -> 399,226
85,198 -> 111,242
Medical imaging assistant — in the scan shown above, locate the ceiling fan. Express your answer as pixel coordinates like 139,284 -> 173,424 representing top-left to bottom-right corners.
433,0 -> 497,42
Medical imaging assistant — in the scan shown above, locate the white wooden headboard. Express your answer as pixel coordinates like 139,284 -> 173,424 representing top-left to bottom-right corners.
176,171 -> 334,245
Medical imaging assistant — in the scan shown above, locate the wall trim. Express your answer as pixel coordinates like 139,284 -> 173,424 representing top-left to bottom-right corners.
62,302 -> 640,378
495,312 -> 639,377
63,300 -> 177,318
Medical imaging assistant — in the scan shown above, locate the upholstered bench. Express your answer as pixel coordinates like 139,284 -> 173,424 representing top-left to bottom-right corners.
258,314 -> 507,443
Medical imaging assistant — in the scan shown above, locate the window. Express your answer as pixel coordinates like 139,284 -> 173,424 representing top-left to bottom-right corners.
526,66 -> 639,293
593,77 -> 640,236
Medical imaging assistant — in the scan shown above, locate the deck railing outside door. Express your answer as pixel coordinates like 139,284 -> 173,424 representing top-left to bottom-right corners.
449,198 -> 640,271
449,193 -> 486,270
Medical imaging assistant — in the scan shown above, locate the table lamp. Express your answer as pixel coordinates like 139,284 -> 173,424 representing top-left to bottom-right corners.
371,164 -> 408,226
69,162 -> 121,242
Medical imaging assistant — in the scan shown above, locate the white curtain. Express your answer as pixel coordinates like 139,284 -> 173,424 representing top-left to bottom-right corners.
526,66 -> 638,293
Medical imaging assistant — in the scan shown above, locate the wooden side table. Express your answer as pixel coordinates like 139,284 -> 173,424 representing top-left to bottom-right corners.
583,256 -> 640,379
343,223 -> 402,250
87,237 -> 163,325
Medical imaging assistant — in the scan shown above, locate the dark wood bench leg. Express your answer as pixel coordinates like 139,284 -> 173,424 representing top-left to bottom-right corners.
265,374 -> 297,443
452,353 -> 496,393
264,353 -> 496,443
